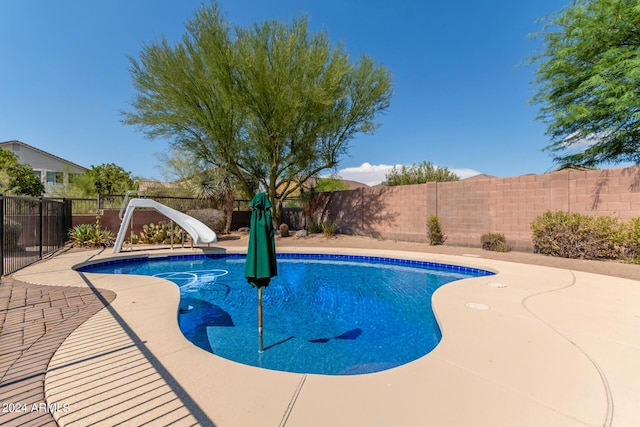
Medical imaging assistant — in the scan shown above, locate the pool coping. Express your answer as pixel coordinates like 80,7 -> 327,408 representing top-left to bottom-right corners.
8,244 -> 640,426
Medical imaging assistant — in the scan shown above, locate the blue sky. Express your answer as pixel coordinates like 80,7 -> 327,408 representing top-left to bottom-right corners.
1,0 -> 570,185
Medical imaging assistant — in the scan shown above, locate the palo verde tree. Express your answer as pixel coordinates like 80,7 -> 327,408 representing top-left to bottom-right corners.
530,0 -> 640,167
123,2 -> 393,223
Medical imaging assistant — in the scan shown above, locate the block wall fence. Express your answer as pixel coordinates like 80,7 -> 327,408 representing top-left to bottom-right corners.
312,166 -> 640,252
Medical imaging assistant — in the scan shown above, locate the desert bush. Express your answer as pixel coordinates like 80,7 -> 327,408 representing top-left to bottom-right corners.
427,216 -> 446,245
622,217 -> 640,262
530,211 -> 626,260
481,232 -> 511,252
322,219 -> 337,237
186,209 -> 225,234
307,219 -> 323,234
279,223 -> 290,237
133,221 -> 186,245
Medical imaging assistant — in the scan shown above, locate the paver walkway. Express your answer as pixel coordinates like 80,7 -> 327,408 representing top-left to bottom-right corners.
0,277 -> 115,427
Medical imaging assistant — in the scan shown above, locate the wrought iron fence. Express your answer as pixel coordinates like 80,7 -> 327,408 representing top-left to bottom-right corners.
68,197 -> 99,214
69,194 -> 250,214
1,195 -> 72,277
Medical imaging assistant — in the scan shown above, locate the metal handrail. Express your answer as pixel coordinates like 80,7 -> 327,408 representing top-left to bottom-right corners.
118,190 -> 145,220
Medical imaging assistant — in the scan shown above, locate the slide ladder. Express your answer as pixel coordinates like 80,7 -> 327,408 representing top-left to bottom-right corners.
113,198 -> 217,253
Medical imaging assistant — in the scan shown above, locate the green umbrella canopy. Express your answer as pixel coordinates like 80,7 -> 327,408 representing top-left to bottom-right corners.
244,192 -> 278,288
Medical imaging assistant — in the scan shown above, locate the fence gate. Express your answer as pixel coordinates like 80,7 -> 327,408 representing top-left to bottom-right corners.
1,195 -> 72,277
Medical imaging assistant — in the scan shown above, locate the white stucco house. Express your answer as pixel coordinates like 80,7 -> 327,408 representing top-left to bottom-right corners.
0,140 -> 87,193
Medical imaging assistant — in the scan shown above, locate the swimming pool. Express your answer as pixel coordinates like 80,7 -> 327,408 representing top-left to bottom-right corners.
79,254 -> 493,375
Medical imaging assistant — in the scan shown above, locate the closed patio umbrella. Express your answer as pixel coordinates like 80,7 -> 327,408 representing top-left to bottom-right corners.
244,192 -> 278,352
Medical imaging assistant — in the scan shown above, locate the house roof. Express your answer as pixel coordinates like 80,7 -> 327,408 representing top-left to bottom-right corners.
0,140 -> 87,171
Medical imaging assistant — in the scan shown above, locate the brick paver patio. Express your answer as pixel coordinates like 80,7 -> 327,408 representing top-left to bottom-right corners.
0,277 -> 115,427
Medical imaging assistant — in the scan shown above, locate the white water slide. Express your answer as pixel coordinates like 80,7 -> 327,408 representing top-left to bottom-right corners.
113,198 -> 217,253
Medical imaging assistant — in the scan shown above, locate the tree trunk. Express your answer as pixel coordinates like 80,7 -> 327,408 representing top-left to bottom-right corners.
223,188 -> 233,234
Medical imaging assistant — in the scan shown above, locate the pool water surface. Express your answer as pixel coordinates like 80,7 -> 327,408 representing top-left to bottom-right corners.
79,254 -> 492,375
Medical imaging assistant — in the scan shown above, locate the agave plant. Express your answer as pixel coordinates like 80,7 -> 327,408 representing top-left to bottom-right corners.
70,220 -> 115,247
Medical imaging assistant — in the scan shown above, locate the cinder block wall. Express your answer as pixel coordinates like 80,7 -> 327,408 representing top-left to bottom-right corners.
314,166 -> 640,251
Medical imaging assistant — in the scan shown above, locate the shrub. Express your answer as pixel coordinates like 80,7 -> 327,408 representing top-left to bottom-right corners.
132,221 -> 186,245
279,223 -> 290,237
322,219 -> 337,237
481,233 -> 511,252
622,217 -> 640,262
185,209 -> 225,235
427,216 -> 446,245
530,211 -> 625,260
308,219 -> 323,234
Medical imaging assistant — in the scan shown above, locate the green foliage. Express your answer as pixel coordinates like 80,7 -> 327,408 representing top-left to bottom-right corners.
530,0 -> 640,167
0,148 -> 45,196
385,161 -> 460,186
70,224 -> 99,245
315,177 -> 350,192
131,221 -> 186,245
625,217 -> 640,262
322,219 -> 337,237
530,211 -> 631,260
123,3 -> 393,223
481,233 -> 511,252
50,172 -> 97,198
427,216 -> 446,245
307,219 -> 324,234
70,218 -> 115,247
189,168 -> 237,233
84,163 -> 137,195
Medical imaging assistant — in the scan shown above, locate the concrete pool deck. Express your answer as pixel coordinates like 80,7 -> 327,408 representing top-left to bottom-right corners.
1,234 -> 639,426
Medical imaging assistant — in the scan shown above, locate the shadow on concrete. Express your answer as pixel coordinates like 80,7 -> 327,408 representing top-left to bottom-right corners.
43,263 -> 218,426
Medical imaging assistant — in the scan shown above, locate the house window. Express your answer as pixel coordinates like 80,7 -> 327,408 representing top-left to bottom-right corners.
46,171 -> 64,184
33,170 -> 42,181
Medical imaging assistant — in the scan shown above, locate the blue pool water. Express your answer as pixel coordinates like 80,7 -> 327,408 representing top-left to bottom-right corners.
79,254 -> 493,375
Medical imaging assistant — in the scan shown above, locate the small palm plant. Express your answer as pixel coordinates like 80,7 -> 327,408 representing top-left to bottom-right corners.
190,168 -> 234,234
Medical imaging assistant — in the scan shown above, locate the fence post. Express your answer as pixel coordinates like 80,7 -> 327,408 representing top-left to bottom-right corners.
63,198 -> 72,242
39,197 -> 44,260
0,194 -> 4,278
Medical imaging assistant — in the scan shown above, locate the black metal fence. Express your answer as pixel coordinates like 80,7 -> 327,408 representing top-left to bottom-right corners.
68,194 -> 251,214
1,195 -> 72,277
0,193 -> 301,276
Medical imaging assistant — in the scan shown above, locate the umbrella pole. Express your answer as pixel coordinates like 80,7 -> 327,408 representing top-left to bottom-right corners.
258,287 -> 264,353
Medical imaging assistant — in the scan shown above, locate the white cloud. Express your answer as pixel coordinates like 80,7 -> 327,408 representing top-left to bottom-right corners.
334,162 -> 398,186
562,131 -> 605,150
330,162 -> 482,186
450,168 -> 483,180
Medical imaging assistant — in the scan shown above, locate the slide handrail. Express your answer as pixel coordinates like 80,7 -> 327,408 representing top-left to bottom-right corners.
119,190 -> 145,221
